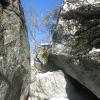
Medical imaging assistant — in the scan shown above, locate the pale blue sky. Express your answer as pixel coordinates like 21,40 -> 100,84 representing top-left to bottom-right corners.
21,0 -> 62,54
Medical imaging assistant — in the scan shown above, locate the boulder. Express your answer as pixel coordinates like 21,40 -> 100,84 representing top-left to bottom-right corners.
30,70 -> 67,100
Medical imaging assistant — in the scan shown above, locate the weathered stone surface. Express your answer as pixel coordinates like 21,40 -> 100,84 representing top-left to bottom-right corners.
30,65 -> 99,100
0,0 -> 30,100
49,0 -> 100,99
30,70 -> 67,100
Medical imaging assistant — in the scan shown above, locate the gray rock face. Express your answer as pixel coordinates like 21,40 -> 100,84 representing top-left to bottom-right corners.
49,0 -> 100,99
30,70 -> 67,100
53,0 -> 100,56
0,0 -> 30,100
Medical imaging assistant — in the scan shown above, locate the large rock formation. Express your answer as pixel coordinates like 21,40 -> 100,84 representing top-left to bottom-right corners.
48,0 -> 100,99
0,0 -> 30,100
31,38 -> 99,99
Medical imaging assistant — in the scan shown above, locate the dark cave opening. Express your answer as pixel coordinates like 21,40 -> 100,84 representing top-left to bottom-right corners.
65,75 -> 99,100
0,0 -> 10,9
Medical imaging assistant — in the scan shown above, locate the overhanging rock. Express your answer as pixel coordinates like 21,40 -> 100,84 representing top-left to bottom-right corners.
48,54 -> 100,99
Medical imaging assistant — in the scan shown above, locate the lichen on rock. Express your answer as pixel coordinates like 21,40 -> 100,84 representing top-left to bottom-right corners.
0,0 -> 30,100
